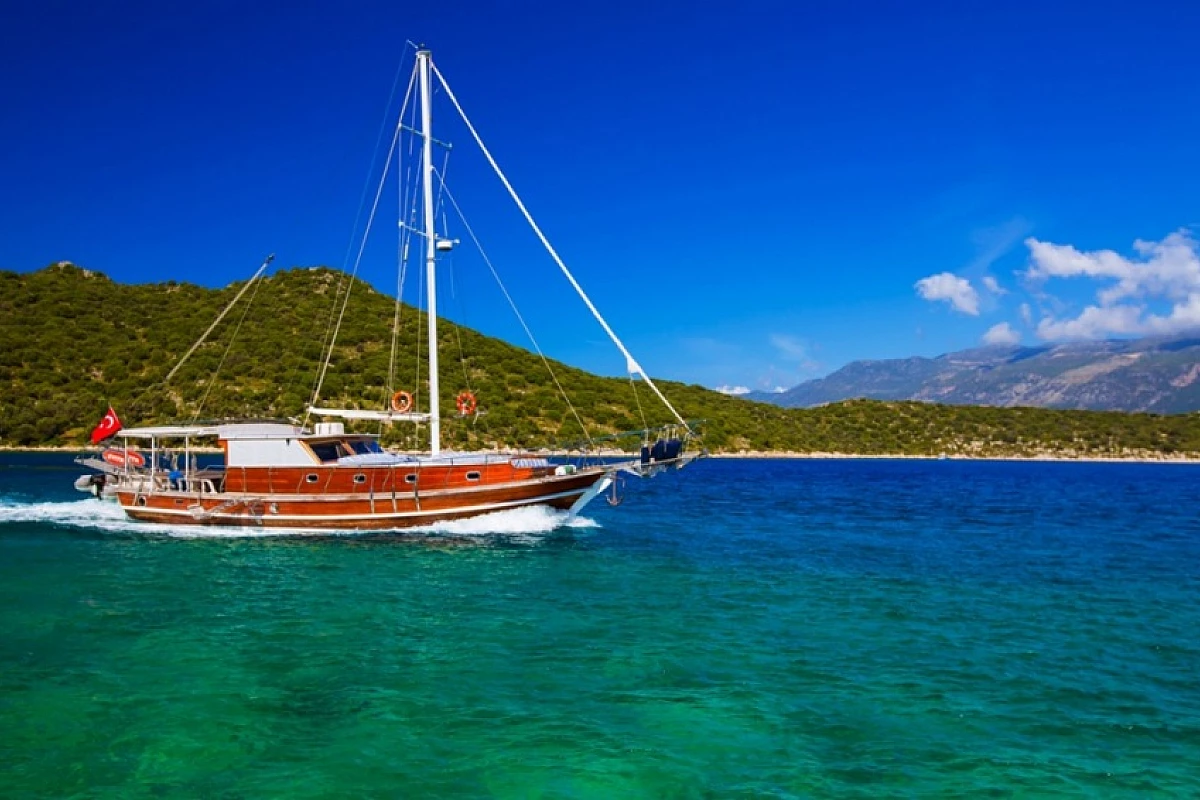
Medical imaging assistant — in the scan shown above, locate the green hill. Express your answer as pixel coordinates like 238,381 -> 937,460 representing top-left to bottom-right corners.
4,262 -> 1200,459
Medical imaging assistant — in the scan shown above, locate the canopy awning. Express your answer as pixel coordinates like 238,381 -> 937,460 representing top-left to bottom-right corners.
118,425 -> 220,439
118,423 -> 305,440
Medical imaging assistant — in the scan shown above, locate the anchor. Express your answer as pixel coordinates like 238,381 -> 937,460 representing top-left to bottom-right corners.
606,475 -> 625,506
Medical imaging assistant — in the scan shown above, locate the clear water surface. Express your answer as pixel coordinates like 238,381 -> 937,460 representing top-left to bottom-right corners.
1,453 -> 1198,797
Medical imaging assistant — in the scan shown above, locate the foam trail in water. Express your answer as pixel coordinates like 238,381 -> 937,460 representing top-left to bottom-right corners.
407,505 -> 599,537
0,496 -> 597,539
0,497 -> 311,538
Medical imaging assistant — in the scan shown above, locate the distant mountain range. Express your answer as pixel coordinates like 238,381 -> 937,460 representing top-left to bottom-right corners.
749,335 -> 1200,413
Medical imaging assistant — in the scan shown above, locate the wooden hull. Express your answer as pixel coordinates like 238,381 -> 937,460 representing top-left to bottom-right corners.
113,467 -> 609,530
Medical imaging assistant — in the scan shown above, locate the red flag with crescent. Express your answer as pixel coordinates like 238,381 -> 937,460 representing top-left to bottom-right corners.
90,406 -> 122,444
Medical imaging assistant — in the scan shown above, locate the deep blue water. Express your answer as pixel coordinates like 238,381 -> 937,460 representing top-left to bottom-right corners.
1,453 -> 1199,797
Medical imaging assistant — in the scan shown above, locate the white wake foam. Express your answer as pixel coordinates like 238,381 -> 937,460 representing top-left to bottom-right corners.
407,505 -> 599,537
0,496 -> 597,540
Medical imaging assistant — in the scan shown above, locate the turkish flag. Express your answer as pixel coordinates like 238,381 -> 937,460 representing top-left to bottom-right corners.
90,406 -> 122,444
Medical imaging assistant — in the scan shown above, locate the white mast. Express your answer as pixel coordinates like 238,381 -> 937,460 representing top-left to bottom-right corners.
418,49 -> 441,456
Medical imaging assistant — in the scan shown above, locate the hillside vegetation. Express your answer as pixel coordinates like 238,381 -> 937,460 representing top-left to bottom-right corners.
4,263 -> 1200,459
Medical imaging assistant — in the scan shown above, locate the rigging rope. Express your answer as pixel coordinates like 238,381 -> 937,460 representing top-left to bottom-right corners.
387,77 -> 422,413
430,61 -> 691,434
307,64 -> 416,424
309,58 -> 416,425
412,226 -> 426,422
395,90 -> 424,433
430,154 -> 478,419
629,373 -> 649,435
163,254 -> 274,386
436,174 -> 593,447
120,254 -> 273,421
191,264 -> 267,422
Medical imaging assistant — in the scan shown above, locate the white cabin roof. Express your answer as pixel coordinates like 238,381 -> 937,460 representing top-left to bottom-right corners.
119,425 -> 220,439
217,423 -> 306,440
119,423 -> 305,441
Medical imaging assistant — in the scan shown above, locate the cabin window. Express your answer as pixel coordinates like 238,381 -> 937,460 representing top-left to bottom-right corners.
404,473 -> 417,484
466,471 -> 481,482
309,442 -> 341,463
305,473 -> 319,483
353,473 -> 367,484
350,439 -> 384,455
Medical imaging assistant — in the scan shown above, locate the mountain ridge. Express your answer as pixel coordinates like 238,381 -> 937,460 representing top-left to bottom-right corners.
750,336 -> 1200,413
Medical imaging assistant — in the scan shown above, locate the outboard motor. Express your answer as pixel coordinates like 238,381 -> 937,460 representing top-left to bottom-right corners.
74,473 -> 108,497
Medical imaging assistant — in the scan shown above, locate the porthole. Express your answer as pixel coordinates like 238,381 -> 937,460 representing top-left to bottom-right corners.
353,473 -> 367,484
306,474 -> 319,484
466,471 -> 481,482
404,474 -> 417,484
136,496 -> 147,507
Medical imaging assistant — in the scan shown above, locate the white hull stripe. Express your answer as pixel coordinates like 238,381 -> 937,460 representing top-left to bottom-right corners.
123,485 -> 596,523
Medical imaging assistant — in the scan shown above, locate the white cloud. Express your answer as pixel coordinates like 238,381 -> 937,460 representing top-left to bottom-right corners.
915,272 -> 980,315
982,322 -> 1020,345
1019,302 -> 1033,326
1036,304 -> 1144,340
1027,231 -> 1200,303
715,385 -> 751,395
1027,230 -> 1200,340
982,275 -> 1007,295
1145,294 -> 1200,332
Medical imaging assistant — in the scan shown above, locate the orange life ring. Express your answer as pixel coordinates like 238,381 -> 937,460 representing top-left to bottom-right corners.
390,390 -> 413,414
456,391 -> 477,416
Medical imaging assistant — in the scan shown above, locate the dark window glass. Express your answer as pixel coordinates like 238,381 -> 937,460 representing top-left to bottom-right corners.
466,471 -> 481,481
310,443 -> 341,463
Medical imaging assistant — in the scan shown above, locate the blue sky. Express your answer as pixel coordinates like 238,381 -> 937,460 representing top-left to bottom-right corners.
3,0 -> 1199,393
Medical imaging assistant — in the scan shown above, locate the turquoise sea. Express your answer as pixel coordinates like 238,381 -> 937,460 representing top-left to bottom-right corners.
1,453 -> 1198,797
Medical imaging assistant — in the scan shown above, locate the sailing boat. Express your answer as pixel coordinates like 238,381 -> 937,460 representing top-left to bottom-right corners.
74,48 -> 700,529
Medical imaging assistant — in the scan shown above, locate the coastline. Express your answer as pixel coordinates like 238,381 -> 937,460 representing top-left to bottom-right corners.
3,445 -> 1198,464
704,451 -> 1200,464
